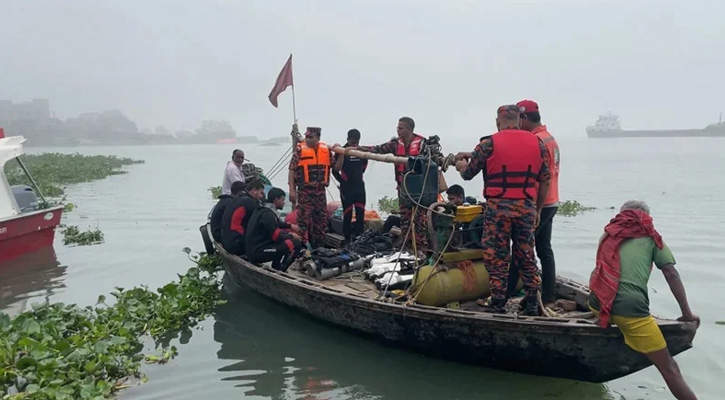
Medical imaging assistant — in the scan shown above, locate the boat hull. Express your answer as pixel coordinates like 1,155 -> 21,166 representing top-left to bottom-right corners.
0,206 -> 63,264
213,236 -> 697,383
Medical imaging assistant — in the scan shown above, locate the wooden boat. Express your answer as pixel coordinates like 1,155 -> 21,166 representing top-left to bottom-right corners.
203,223 -> 697,383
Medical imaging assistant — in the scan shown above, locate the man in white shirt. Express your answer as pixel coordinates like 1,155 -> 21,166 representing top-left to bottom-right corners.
222,149 -> 246,195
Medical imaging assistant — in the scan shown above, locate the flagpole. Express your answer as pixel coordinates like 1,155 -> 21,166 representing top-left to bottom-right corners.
290,53 -> 298,124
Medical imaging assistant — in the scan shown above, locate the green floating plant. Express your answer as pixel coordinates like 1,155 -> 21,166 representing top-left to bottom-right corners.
0,252 -> 224,399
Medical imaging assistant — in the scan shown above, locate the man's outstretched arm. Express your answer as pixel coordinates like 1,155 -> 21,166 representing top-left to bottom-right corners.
661,264 -> 700,327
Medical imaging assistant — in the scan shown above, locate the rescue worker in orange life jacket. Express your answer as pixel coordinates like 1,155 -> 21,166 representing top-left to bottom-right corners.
332,129 -> 368,242
352,117 -> 444,252
288,126 -> 332,248
506,100 -> 561,307
455,105 -> 551,315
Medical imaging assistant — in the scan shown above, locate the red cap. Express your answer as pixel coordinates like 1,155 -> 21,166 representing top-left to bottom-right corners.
516,100 -> 539,114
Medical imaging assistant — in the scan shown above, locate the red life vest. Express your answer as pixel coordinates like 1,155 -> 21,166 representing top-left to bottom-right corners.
394,134 -> 424,184
484,129 -> 543,200
533,126 -> 560,206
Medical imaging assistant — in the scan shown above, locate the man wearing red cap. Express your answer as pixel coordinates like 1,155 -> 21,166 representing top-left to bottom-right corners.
455,105 -> 551,315
288,126 -> 332,248
505,99 -> 561,307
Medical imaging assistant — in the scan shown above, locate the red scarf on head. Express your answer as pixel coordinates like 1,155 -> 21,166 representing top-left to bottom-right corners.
590,209 -> 663,328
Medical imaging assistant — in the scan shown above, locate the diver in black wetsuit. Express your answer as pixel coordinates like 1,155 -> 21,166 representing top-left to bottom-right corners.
332,129 -> 368,242
245,188 -> 303,271
210,181 -> 245,242
220,179 -> 265,256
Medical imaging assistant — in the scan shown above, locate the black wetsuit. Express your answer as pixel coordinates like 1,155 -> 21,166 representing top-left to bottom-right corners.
246,204 -> 303,271
332,145 -> 368,240
220,192 -> 258,256
210,194 -> 234,242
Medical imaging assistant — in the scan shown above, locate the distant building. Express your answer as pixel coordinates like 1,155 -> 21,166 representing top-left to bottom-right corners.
0,98 -> 247,147
0,98 -> 51,123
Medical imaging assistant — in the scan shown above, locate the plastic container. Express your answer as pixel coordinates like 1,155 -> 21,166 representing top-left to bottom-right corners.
454,205 -> 483,223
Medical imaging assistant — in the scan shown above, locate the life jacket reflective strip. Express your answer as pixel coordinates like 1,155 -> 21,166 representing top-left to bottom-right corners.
394,134 -> 424,184
533,126 -> 560,205
296,142 -> 331,185
484,129 -> 542,200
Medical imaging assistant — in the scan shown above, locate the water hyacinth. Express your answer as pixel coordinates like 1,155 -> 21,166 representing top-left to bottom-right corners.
59,225 -> 104,246
4,153 -> 144,248
377,196 -> 399,214
209,186 -> 222,199
556,200 -> 596,217
4,153 -> 144,202
0,252 -> 224,399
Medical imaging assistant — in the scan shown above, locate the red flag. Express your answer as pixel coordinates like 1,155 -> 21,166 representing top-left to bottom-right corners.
268,55 -> 294,108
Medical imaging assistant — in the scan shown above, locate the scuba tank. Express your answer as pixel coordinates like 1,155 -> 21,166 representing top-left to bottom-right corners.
374,271 -> 415,291
365,262 -> 403,279
370,251 -> 416,266
315,257 -> 368,280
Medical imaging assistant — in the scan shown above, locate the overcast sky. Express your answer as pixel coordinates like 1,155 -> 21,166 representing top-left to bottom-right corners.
1,0 -> 723,143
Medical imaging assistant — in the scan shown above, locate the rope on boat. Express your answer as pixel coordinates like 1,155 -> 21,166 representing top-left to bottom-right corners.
266,143 -> 293,175
266,146 -> 294,181
537,291 -> 557,317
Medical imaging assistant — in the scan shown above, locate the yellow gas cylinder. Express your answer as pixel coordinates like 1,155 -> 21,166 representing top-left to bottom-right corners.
412,260 -> 523,306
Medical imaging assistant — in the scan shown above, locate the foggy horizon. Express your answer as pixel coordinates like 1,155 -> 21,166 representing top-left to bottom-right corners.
1,0 -> 723,144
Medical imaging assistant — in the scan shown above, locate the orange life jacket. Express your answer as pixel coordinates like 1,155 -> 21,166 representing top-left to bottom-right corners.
484,129 -> 542,200
296,142 -> 331,186
533,125 -> 560,206
394,134 -> 425,185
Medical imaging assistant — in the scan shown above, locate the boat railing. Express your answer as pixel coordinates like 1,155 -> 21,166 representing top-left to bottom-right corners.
0,136 -> 28,218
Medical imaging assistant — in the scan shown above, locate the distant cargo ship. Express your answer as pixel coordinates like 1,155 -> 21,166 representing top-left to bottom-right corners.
586,113 -> 725,138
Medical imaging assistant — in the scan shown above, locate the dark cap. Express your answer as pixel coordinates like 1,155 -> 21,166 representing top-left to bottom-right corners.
305,127 -> 322,137
497,105 -> 521,118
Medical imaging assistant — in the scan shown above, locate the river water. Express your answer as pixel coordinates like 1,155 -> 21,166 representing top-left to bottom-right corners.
1,136 -> 723,399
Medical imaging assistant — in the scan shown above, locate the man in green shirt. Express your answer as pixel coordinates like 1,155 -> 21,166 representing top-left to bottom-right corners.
588,236 -> 678,318
589,200 -> 699,400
